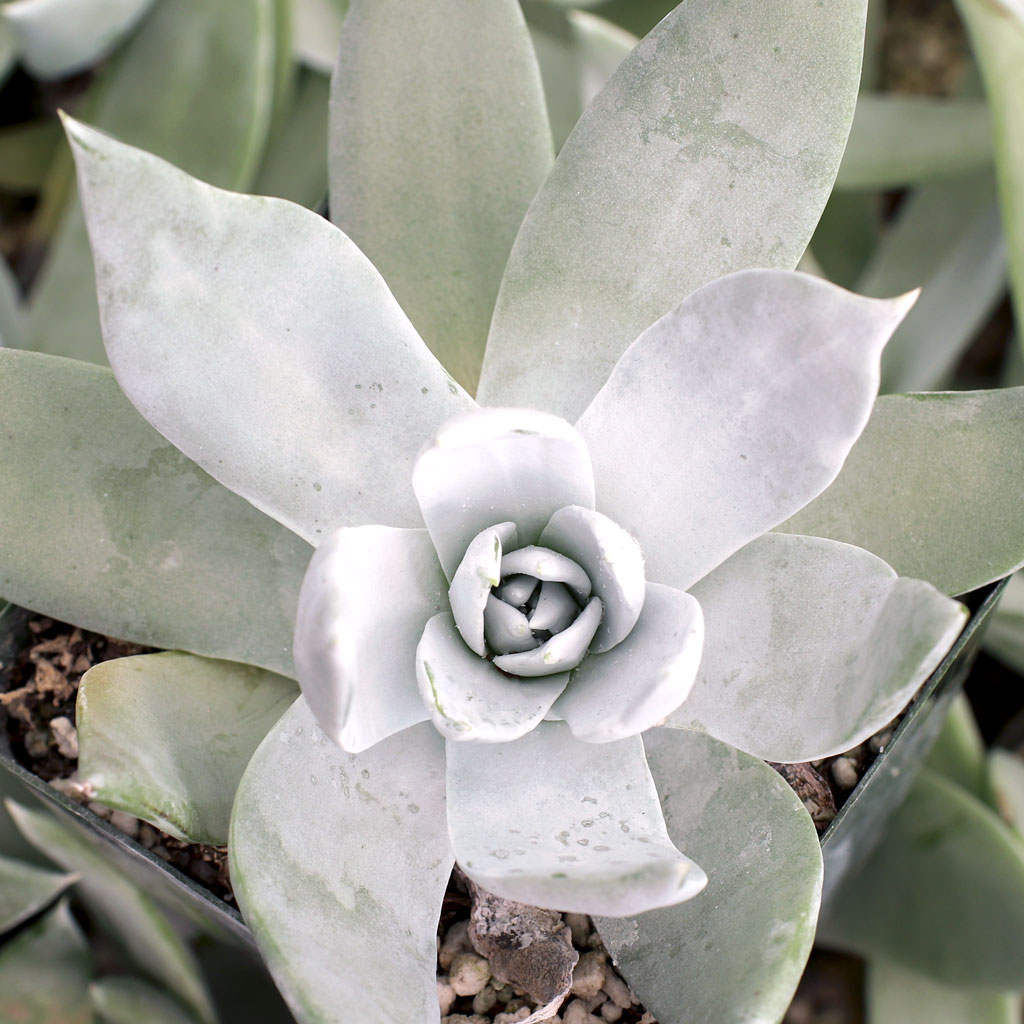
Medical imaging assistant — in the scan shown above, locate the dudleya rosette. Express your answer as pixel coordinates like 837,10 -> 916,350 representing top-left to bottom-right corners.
1,2 -> 991,1020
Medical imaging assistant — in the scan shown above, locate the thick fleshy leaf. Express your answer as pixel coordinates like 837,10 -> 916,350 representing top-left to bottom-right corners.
7,801 -> 216,1023
450,523 -> 518,656
91,978 -> 202,1024
597,729 -> 822,1024
294,526 -> 445,753
416,614 -> 567,742
251,68 -> 330,209
670,534 -> 966,762
539,505 -> 645,652
986,571 -> 1024,674
478,0 -> 866,419
856,174 -> 1006,393
77,652 -> 297,845
577,270 -> 914,592
230,702 -> 453,1024
835,94 -> 993,189
412,408 -> 595,579
329,0 -> 553,392
526,5 -> 583,151
954,0 -> 1024,358
66,117 -> 475,543
27,0 -> 278,365
446,722 -> 706,916
924,694 -> 991,803
0,901 -> 92,1024
820,770 -> 1024,989
868,958 -> 1019,1024
783,389 -> 1024,596
0,350 -> 310,676
0,852 -> 75,934
991,750 -> 1024,834
492,596 -> 603,676
552,583 -> 703,743
569,10 -> 636,109
2,0 -> 154,78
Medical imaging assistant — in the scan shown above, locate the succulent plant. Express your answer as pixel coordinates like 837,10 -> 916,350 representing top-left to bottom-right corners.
3,2 -> 1024,1023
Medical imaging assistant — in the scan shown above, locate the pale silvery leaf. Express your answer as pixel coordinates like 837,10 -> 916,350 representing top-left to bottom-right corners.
835,95 -> 993,189
449,523 -> 518,656
416,614 -> 568,742
991,750 -> 1024,834
856,175 -> 1006,393
412,408 -> 595,579
954,0 -> 1024,358
28,0 -> 278,365
551,583 -> 703,744
329,0 -> 553,392
77,653 -> 298,845
0,901 -> 91,1024
783,390 -> 1024,596
2,0 -> 155,78
64,117 -> 475,544
294,527 -> 446,753
91,977 -> 203,1024
478,0 -> 866,419
597,729 -> 821,1024
446,722 -> 706,916
568,10 -> 636,110
490,595 -> 603,675
577,270 -> 915,593
672,534 -> 967,762
867,959 -> 1019,1024
0,853 -> 76,935
0,350 -> 310,676
6,801 -> 216,1024
526,6 -> 583,152
230,703 -> 453,1024
538,506 -> 645,652
820,771 -> 1024,989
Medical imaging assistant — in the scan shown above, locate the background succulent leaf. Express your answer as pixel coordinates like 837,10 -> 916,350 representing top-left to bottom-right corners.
76,652 -> 298,845
985,571 -> 1024,674
91,977 -> 203,1024
328,0 -> 553,393
294,526 -> 445,753
954,0 -> 1024,359
0,851 -> 76,935
551,583 -> 703,743
835,95 -> 993,189
0,253 -> 23,350
672,533 -> 967,762
478,0 -> 867,420
597,728 -> 821,1024
819,770 -> 1024,989
782,389 -> 1024,596
230,703 -> 452,1024
867,958 -> 1019,1024
251,68 -> 330,209
412,408 -> 594,579
577,270 -> 913,593
0,900 -> 92,1024
855,174 -> 1006,393
6,801 -> 216,1024
446,722 -> 706,916
1,0 -> 156,78
291,0 -> 345,73
990,750 -> 1024,833
66,116 -> 475,544
0,18 -> 16,84
26,0 -> 278,365
0,350 -> 310,676
924,694 -> 991,804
